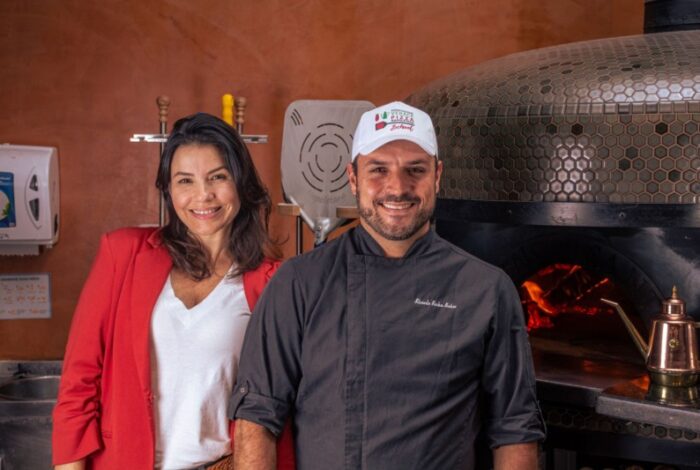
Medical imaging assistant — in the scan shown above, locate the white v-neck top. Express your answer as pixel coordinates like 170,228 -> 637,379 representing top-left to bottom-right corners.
150,271 -> 250,469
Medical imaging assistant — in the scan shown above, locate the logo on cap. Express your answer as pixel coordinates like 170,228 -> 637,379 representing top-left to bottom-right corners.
374,109 -> 415,132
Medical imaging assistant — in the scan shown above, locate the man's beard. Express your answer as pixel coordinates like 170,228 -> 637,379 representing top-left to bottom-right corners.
356,192 -> 434,241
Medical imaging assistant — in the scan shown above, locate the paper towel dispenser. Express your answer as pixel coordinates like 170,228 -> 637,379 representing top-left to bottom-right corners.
0,144 -> 59,255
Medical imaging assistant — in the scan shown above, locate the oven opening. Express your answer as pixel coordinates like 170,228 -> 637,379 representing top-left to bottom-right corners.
520,262 -> 647,365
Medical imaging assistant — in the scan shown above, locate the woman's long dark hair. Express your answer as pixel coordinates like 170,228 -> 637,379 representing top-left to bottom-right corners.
156,112 -> 278,280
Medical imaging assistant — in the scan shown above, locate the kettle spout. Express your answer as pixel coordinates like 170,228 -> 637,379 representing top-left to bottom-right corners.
601,298 -> 649,360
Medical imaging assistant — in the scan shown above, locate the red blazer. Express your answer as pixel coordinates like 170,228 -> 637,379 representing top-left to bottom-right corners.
52,227 -> 294,469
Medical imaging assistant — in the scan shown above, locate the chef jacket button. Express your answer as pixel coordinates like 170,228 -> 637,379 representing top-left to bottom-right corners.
240,386 -> 247,393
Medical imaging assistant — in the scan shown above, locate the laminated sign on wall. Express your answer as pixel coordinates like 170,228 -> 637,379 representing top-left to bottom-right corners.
0,273 -> 52,319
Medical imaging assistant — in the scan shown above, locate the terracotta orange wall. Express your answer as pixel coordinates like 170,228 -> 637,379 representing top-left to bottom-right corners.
0,0 -> 643,359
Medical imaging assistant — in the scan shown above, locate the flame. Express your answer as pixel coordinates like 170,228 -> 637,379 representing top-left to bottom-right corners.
520,263 -> 613,331
522,280 -> 556,330
522,281 -> 557,314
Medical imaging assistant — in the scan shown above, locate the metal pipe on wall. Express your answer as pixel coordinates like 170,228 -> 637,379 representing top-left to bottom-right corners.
156,96 -> 170,227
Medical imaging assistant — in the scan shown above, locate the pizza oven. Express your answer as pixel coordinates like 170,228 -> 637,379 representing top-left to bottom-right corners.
405,7 -> 700,468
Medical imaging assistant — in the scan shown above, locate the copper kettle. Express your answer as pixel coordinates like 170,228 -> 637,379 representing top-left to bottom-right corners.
601,287 -> 700,387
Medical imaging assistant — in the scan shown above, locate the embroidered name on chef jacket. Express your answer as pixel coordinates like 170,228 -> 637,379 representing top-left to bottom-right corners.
414,298 -> 457,309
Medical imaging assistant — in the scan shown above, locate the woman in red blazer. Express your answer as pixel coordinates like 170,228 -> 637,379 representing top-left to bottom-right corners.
53,113 -> 294,470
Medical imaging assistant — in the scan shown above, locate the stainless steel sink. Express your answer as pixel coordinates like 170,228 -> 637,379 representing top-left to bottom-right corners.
0,376 -> 60,401
0,363 -> 62,469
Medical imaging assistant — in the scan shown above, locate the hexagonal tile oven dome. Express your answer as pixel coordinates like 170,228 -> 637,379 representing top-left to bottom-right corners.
407,31 -> 700,209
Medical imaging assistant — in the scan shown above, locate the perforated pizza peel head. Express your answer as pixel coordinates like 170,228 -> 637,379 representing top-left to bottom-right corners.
281,100 -> 374,245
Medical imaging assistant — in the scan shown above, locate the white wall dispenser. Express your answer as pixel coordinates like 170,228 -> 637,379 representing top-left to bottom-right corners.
0,144 -> 59,255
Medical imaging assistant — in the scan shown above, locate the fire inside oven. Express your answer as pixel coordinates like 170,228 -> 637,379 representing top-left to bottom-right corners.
519,262 -> 646,365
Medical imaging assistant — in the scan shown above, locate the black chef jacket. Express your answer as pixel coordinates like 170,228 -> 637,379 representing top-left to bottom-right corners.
230,226 -> 545,470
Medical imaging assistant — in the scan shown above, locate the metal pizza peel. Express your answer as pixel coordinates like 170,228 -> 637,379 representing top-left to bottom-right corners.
281,100 -> 374,245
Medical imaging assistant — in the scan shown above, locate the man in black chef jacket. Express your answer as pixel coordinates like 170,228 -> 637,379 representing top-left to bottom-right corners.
230,101 -> 545,470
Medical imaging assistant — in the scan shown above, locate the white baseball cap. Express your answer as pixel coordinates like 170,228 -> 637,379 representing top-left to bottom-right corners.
351,101 -> 438,160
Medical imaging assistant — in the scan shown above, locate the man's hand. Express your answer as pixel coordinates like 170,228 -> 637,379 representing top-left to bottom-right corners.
493,442 -> 538,470
233,419 -> 277,470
